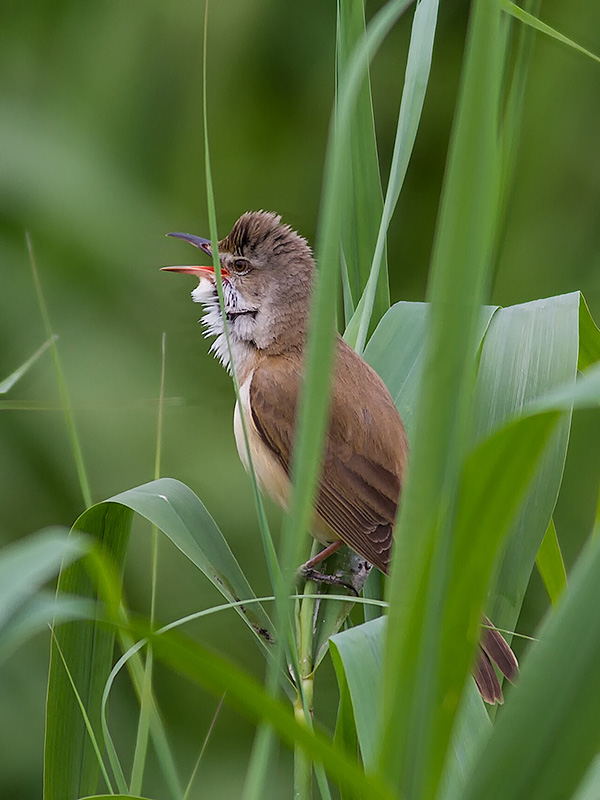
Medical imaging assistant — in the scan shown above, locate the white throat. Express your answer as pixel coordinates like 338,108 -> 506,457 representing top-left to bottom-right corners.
191,278 -> 256,374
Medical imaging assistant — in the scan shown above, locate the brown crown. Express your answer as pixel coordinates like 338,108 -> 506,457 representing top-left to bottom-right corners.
219,211 -> 310,259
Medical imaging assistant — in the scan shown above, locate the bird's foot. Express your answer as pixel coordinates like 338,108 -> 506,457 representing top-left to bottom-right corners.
299,566 -> 359,597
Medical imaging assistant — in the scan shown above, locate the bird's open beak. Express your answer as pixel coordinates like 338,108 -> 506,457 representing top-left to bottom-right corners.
161,232 -> 229,279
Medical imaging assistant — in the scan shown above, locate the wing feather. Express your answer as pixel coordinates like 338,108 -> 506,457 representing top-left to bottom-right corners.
249,338 -> 408,573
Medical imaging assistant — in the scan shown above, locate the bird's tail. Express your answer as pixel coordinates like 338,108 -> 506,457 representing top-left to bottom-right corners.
473,615 -> 519,704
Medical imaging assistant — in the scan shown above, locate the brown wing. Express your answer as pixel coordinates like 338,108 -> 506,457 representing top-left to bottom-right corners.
249,337 -> 408,573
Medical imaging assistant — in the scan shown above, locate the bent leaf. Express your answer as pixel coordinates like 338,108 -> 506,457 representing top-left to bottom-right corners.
45,478 -> 273,800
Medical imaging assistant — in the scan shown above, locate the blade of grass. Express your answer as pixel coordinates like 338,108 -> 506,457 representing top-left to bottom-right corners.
0,335 -> 58,394
495,0 -> 541,265
332,650 -> 359,800
198,4 -> 301,791
129,647 -> 153,796
151,331 -> 167,623
337,0 -> 390,332
129,332 -> 167,796
437,683 -> 491,800
278,0 -> 417,647
536,518 -> 567,606
345,0 -> 439,353
182,694 -> 225,800
115,625 -> 182,800
102,640 -> 144,794
0,528 -> 88,632
502,0 -> 600,65
0,592 -> 95,666
199,0 -> 282,609
158,594 -> 387,636
26,233 -> 92,508
121,620 -> 397,800
460,530 -> 600,800
380,0 -> 504,796
330,355 -> 600,797
79,795 -> 151,799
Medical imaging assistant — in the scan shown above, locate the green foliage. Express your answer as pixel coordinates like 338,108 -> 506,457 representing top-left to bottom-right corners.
2,0 -> 600,799
0,529 -> 90,666
536,519 -> 568,605
337,0 -> 390,332
461,532 -> 600,800
502,1 -> 600,65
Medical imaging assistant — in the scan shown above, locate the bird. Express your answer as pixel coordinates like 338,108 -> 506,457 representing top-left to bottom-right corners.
162,210 -> 518,703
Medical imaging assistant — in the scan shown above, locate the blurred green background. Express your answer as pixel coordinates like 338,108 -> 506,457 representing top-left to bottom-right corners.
1,0 -> 600,797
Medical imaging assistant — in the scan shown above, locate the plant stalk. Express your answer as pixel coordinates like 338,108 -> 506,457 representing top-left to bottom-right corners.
294,578 -> 317,800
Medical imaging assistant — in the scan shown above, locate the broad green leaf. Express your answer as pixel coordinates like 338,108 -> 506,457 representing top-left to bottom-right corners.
0,335 -> 57,393
501,0 -> 600,66
364,301 -> 429,436
345,0 -> 439,353
473,293 -> 579,637
536,518 -> 567,606
108,479 -> 274,649
45,505 -> 133,800
337,0 -> 389,331
364,302 -> 497,439
45,479 -> 277,800
461,533 -> 600,800
330,616 -> 385,770
331,618 -> 491,795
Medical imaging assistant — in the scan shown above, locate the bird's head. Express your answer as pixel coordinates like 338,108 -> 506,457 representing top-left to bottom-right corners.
163,211 -> 314,357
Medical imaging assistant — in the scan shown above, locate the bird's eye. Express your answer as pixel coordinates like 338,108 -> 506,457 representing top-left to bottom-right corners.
232,258 -> 250,275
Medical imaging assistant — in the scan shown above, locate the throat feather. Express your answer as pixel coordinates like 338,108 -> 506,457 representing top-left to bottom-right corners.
191,278 -> 255,373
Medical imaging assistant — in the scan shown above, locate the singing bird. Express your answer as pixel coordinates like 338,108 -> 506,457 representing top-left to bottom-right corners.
163,210 -> 517,703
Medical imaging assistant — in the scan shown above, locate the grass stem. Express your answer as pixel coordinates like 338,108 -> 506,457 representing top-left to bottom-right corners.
26,232 -> 92,509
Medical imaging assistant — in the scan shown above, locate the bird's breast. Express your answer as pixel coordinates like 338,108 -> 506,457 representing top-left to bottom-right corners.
234,377 -> 290,510
233,374 -> 341,545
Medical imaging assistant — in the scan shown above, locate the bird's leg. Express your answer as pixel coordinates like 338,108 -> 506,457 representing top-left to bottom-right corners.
300,540 -> 344,572
298,541 -> 361,596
